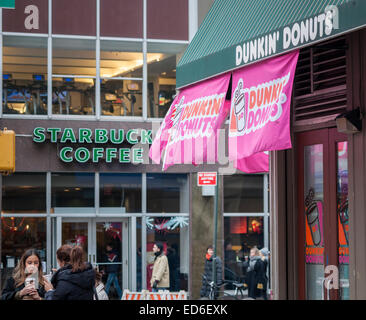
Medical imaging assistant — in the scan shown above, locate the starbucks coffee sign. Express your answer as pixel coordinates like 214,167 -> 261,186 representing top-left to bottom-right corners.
33,127 -> 152,164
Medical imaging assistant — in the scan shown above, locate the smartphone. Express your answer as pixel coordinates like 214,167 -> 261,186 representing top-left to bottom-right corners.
25,272 -> 39,290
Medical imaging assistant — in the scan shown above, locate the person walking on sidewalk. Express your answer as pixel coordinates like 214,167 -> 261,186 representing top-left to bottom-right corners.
243,246 -> 266,299
150,242 -> 170,292
200,245 -> 223,299
103,243 -> 122,299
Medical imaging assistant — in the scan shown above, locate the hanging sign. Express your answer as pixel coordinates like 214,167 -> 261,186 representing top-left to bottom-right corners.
228,50 -> 299,169
149,73 -> 231,171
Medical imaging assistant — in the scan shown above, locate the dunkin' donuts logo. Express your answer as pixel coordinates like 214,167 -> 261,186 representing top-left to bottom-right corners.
230,72 -> 291,136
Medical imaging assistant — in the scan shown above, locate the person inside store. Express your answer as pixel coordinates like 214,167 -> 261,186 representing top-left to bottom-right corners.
43,245 -> 95,300
243,246 -> 267,299
150,242 -> 170,292
1,248 -> 46,300
200,245 -> 223,299
102,243 -> 122,299
167,243 -> 179,291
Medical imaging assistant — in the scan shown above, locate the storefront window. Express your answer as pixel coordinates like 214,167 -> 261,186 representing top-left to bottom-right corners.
3,36 -> 47,115
136,217 -> 142,291
51,173 -> 94,210
147,174 -> 189,213
147,43 -> 186,118
100,173 -> 142,213
1,218 -> 47,291
223,217 -> 264,283
100,40 -> 143,117
52,38 -> 96,115
224,175 -> 264,213
2,173 -> 46,213
146,216 -> 189,291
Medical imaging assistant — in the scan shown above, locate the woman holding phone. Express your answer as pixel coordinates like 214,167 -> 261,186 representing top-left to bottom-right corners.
1,248 -> 47,300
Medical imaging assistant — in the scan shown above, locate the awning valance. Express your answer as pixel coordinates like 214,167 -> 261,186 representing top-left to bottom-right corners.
177,0 -> 366,89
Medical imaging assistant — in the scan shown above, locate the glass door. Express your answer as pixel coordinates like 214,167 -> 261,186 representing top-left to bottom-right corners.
55,217 -> 129,300
297,128 -> 348,300
93,218 -> 128,300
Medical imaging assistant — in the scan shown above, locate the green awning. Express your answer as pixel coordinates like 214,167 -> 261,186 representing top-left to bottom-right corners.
177,0 -> 366,89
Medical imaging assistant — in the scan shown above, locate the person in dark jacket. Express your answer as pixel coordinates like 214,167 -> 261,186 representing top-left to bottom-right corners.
1,248 -> 46,300
44,245 -> 95,300
103,243 -> 122,299
200,245 -> 223,299
243,247 -> 266,299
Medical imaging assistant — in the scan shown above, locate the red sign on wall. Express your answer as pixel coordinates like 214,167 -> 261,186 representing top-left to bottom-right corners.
197,172 -> 217,186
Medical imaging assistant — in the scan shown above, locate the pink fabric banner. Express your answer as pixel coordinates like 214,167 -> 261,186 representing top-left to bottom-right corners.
229,51 -> 299,167
149,73 -> 231,170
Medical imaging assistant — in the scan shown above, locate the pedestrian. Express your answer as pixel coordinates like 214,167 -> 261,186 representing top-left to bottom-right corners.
243,246 -> 266,299
259,247 -> 270,300
166,245 -> 179,291
44,245 -> 95,300
200,245 -> 223,299
94,269 -> 109,300
1,248 -> 46,300
103,243 -> 122,299
150,242 -> 170,292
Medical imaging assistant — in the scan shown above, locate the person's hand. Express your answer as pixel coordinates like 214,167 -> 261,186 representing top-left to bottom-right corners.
19,283 -> 36,298
43,277 -> 54,292
29,289 -> 42,300
51,268 -> 57,273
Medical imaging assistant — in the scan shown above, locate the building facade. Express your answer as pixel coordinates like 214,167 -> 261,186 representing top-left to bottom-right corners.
0,0 -> 269,299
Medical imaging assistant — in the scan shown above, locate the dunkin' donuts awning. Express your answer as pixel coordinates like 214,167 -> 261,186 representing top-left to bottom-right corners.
177,0 -> 366,89
149,51 -> 299,173
150,0 -> 366,172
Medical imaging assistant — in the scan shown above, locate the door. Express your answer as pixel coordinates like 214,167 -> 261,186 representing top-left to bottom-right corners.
56,217 -> 129,298
297,127 -> 348,300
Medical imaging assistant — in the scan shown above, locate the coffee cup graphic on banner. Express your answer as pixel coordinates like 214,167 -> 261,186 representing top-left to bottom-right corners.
233,79 -> 246,132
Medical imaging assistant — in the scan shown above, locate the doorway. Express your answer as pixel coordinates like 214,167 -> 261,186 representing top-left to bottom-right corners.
55,217 -> 129,299
296,127 -> 349,300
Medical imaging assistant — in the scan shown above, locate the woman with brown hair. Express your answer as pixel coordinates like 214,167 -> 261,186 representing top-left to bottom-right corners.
44,245 -> 95,300
1,248 -> 46,300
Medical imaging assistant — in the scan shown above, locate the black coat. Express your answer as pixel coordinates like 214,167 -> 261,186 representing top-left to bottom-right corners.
1,276 -> 46,300
244,257 -> 267,299
200,256 -> 223,297
46,263 -> 95,300
104,250 -> 120,274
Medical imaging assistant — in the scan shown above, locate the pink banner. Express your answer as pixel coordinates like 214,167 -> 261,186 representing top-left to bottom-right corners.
149,73 -> 231,170
229,51 -> 299,163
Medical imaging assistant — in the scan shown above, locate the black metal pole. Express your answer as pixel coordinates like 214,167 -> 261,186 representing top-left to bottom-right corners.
212,172 -> 219,295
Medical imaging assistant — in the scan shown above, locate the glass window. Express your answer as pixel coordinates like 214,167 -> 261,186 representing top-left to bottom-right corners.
224,216 -> 264,282
147,174 -> 188,213
2,173 -> 46,213
100,173 -> 142,213
136,217 -> 142,291
51,173 -> 94,210
146,216 -> 189,291
1,217 -> 47,291
147,43 -> 186,118
52,38 -> 96,115
100,40 -> 143,117
224,175 -> 264,213
3,36 -> 47,115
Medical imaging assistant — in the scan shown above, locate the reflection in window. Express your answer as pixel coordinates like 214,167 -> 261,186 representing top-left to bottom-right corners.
147,43 -> 186,118
224,175 -> 264,213
100,173 -> 142,212
3,36 -> 47,115
52,38 -> 96,115
52,77 -> 95,115
1,218 -> 47,291
51,173 -> 94,209
146,216 -> 189,291
100,40 -> 144,117
2,173 -> 46,213
147,174 -> 188,213
224,217 -> 264,283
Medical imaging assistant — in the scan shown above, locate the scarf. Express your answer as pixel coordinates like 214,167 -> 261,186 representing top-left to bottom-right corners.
247,255 -> 261,272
